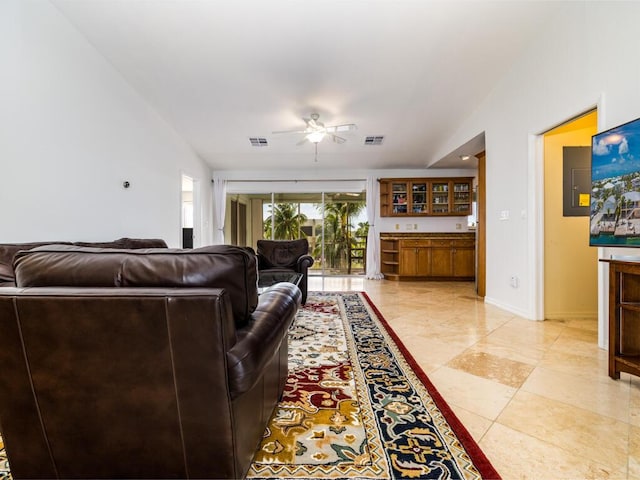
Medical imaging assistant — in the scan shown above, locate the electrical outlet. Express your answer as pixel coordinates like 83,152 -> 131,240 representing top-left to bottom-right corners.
456,223 -> 462,230
395,224 -> 400,230
405,223 -> 413,230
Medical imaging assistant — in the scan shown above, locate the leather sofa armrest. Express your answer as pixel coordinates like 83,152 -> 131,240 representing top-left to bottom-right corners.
226,283 -> 301,399
296,254 -> 314,272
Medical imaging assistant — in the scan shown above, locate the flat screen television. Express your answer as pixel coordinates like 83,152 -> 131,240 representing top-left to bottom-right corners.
590,116 -> 640,247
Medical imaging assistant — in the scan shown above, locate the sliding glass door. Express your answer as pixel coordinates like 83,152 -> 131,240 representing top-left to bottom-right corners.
226,190 -> 366,276
317,192 -> 367,275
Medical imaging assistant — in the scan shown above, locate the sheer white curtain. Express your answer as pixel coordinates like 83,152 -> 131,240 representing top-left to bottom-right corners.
365,175 -> 384,279
212,177 -> 227,244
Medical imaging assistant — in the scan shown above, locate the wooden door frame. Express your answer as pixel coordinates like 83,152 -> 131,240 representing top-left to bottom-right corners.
476,151 -> 486,297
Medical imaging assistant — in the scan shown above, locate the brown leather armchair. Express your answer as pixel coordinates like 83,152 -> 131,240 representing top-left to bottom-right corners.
257,239 -> 314,304
0,244 -> 301,479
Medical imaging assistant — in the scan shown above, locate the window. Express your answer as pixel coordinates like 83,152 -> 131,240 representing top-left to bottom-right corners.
227,190 -> 367,276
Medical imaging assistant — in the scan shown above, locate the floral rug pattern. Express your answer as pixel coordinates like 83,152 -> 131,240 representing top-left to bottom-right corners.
0,435 -> 7,480
247,292 -> 495,479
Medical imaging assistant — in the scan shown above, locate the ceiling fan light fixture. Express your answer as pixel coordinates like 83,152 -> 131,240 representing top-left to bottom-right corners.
306,131 -> 326,143
273,113 -> 355,150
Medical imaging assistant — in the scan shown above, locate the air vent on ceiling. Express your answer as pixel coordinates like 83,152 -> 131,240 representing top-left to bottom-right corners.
249,137 -> 268,147
364,136 -> 384,145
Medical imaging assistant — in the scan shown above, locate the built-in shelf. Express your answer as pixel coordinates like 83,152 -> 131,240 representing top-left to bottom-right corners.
379,177 -> 473,217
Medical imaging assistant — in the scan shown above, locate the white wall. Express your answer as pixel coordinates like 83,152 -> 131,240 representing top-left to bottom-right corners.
0,0 -> 212,247
431,2 -> 640,319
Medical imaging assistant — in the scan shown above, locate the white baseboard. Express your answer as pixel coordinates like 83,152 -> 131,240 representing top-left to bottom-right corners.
484,297 -> 597,321
543,311 -> 598,320
484,296 -> 536,320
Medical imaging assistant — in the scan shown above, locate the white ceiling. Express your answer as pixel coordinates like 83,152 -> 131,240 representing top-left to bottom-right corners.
51,0 -> 563,171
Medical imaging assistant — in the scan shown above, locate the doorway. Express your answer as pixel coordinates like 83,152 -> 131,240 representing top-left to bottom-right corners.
229,197 -> 248,246
543,110 -> 598,319
181,175 -> 194,249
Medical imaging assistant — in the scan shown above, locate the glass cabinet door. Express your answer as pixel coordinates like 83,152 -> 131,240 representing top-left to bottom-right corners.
431,181 -> 450,214
410,182 -> 428,214
391,182 -> 408,214
453,181 -> 471,214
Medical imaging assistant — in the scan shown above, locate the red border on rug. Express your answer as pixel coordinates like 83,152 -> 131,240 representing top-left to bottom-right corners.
360,291 -> 502,480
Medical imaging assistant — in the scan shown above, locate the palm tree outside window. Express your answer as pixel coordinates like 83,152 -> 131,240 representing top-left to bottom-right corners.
263,203 -> 308,240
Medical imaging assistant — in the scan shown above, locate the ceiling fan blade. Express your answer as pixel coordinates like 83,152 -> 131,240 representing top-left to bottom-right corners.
272,129 -> 308,135
296,138 -> 309,146
331,134 -> 347,144
325,124 -> 357,133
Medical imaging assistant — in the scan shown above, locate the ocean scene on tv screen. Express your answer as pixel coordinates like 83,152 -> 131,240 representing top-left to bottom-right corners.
591,117 -> 640,246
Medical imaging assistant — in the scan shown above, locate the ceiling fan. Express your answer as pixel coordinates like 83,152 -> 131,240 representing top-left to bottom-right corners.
272,113 -> 357,145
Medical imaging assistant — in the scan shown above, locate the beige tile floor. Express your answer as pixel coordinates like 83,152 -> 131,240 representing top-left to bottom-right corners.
308,276 -> 639,480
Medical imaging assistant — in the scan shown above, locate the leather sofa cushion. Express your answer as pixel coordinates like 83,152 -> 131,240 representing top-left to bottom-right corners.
257,239 -> 309,269
73,237 -> 168,249
0,238 -> 168,286
0,242 -> 71,283
13,244 -> 258,327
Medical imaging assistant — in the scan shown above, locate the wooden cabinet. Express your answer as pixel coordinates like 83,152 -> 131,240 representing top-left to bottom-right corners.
380,233 -> 475,280
602,258 -> 640,379
399,240 -> 431,276
380,177 -> 473,217
452,239 -> 475,277
430,240 -> 453,276
381,180 -> 429,215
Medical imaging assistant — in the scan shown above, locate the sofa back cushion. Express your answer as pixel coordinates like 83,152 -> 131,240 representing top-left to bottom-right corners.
13,245 -> 258,326
0,238 -> 168,287
73,237 -> 168,249
257,239 -> 309,269
0,242 -> 72,285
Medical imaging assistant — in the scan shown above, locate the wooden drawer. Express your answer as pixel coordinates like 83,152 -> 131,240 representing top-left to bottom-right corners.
401,240 -> 430,248
452,240 -> 475,248
430,239 -> 453,247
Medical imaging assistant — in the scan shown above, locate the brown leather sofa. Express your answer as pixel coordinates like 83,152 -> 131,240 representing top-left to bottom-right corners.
0,244 -> 301,479
0,237 -> 168,287
257,238 -> 314,304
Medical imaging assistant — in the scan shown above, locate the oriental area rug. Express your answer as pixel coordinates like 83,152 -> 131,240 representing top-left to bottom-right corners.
246,292 -> 499,480
0,292 -> 499,480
